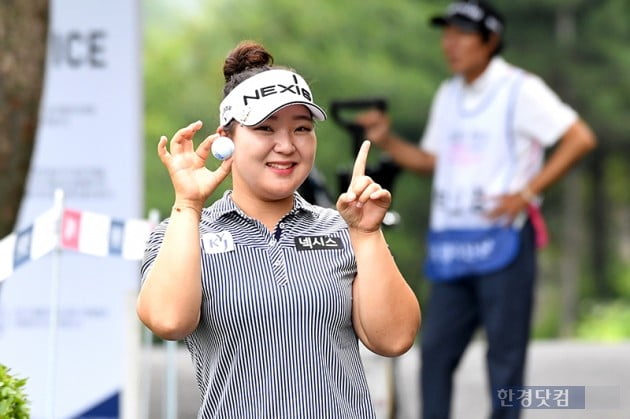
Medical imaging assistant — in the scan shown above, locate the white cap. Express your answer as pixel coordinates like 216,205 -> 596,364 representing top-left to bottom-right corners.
219,69 -> 327,127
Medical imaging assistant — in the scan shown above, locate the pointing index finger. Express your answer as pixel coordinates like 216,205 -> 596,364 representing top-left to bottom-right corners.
351,140 -> 371,182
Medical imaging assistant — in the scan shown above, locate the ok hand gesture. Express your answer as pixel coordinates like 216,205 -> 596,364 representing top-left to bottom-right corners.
157,121 -> 232,208
336,140 -> 392,233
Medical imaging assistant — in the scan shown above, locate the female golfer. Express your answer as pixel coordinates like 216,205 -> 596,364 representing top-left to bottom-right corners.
136,40 -> 420,418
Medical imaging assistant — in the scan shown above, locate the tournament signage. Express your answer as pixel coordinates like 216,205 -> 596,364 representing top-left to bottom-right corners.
0,1 -> 141,418
0,208 -> 151,282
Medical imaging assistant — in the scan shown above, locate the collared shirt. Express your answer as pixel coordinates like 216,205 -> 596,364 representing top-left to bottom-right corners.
141,192 -> 375,419
421,56 -> 578,194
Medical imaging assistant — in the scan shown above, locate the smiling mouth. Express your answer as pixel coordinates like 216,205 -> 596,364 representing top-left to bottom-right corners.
267,163 -> 296,170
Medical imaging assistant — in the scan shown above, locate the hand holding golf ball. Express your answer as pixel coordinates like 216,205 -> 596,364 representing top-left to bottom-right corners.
157,122 -> 234,206
211,136 -> 234,160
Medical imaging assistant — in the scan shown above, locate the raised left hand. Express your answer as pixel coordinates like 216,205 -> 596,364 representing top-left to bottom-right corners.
336,140 -> 392,233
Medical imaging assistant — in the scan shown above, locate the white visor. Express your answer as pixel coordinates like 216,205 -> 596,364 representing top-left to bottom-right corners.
219,69 -> 327,127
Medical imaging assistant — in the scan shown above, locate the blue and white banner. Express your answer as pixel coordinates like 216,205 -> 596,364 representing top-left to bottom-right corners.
0,207 -> 58,283
0,208 -> 153,283
0,1 -> 142,418
59,209 -> 152,261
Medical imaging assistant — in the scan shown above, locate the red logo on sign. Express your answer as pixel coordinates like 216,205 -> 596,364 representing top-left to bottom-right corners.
61,209 -> 82,250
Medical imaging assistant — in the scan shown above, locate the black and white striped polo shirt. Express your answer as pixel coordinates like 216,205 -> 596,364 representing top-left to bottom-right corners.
141,192 -> 375,419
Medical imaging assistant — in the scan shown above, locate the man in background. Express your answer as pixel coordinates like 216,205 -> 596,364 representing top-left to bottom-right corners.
356,1 -> 596,417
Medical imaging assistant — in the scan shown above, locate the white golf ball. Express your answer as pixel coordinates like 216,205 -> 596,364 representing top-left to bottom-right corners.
211,136 -> 234,160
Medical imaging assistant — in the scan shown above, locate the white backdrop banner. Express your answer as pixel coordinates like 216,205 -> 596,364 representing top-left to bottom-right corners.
0,0 -> 142,418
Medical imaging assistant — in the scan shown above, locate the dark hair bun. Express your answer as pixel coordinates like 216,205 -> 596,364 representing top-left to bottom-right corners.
223,41 -> 274,82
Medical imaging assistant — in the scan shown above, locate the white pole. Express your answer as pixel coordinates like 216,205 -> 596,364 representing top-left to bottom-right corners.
123,291 -> 141,419
124,208 -> 161,419
139,326 -> 154,419
139,209 -> 161,419
165,339 -> 178,419
45,188 -> 64,419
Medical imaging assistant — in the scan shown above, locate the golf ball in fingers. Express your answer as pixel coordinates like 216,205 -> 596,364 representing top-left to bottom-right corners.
211,136 -> 234,160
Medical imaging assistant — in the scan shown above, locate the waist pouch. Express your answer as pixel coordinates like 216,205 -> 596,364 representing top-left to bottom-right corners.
424,226 -> 521,282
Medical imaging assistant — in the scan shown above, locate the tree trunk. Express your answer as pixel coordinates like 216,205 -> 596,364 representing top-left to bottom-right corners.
554,5 -> 582,337
559,170 -> 583,337
590,145 -> 611,298
0,0 -> 49,237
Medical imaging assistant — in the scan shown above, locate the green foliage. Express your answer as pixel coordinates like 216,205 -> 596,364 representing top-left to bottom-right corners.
531,281 -> 561,339
0,364 -> 30,419
502,0 -> 630,143
576,300 -> 630,341
610,262 -> 630,298
533,306 -> 561,340
605,156 -> 630,206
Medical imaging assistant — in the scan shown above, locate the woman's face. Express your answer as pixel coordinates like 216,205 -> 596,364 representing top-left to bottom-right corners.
230,104 -> 317,203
